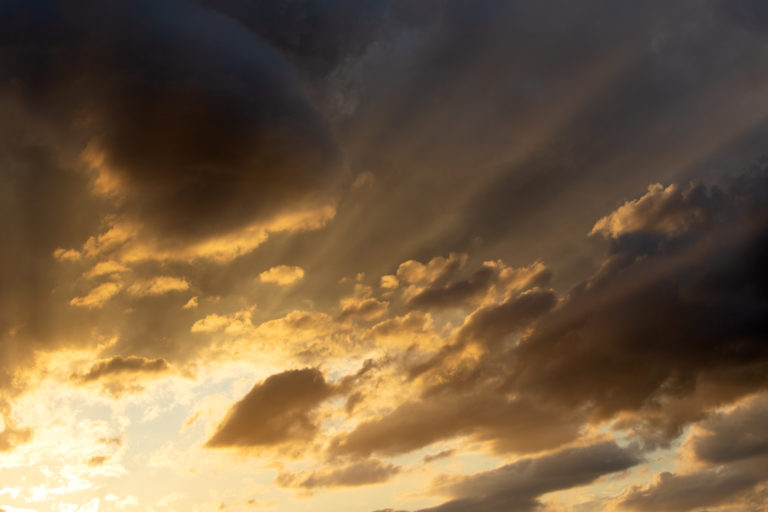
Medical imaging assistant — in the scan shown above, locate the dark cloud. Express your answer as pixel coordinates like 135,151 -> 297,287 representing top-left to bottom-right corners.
408,442 -> 639,512
206,368 -> 334,449
424,449 -> 455,464
73,356 -> 171,383
620,467 -> 763,512
409,288 -> 557,379
405,265 -> 498,311
692,395 -> 768,465
0,0 -> 340,240
621,394 -> 768,511
405,261 -> 551,312
276,458 -> 400,490
329,394 -> 582,458
505,176 -> 768,442
197,0 -> 396,76
345,171 -> 768,468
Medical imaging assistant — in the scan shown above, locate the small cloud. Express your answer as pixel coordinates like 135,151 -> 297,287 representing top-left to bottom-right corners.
53,247 -> 82,262
380,275 -> 399,289
182,296 -> 199,310
86,455 -> 110,467
73,355 -> 171,383
70,282 -> 122,308
127,276 -> 189,297
191,310 -> 252,334
424,449 -> 455,463
259,265 -> 305,286
352,171 -> 375,190
276,459 -> 400,490
338,298 -> 389,322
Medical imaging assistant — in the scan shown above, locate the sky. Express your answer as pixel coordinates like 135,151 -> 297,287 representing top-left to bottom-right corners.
1,1 -> 768,511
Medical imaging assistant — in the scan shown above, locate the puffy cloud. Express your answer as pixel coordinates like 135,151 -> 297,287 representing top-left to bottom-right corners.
276,459 -> 400,490
206,368 -> 334,449
259,265 -> 305,286
396,254 -> 468,286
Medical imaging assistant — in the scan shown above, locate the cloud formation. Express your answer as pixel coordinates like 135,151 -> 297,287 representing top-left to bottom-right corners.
73,356 -> 171,383
277,459 -> 400,490
259,265 -> 306,286
206,368 -> 334,449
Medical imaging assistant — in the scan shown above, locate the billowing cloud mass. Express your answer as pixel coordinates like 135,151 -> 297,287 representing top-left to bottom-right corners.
2,0 -> 768,511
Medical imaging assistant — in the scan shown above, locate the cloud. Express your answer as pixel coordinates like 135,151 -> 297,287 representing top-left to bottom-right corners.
691,394 -> 768,465
126,276 -> 190,297
380,275 -> 399,289
259,265 -> 305,286
424,449 -> 455,464
69,282 -> 122,309
73,356 -> 171,383
276,459 -> 400,490
0,423 -> 33,453
182,296 -> 199,310
409,287 -> 557,379
191,310 -> 253,334
620,467 -> 763,512
397,254 -> 468,286
401,258 -> 551,311
338,298 -> 389,322
590,182 -> 726,238
620,393 -> 768,511
414,441 -> 640,512
206,368 -> 334,449
503,175 -> 768,441
329,394 -> 582,458
0,0 -> 341,242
